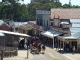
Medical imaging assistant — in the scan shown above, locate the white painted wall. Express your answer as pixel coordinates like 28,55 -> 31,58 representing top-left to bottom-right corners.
36,10 -> 50,28
43,14 -> 50,28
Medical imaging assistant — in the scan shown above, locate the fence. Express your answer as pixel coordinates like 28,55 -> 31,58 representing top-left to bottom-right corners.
0,46 -> 18,60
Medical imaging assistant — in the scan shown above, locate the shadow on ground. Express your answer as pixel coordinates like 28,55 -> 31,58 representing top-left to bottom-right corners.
57,50 -> 80,54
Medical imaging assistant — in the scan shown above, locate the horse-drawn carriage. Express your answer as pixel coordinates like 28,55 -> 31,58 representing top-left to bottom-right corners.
29,37 -> 45,54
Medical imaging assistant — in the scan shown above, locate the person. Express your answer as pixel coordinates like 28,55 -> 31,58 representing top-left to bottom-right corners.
19,39 -> 25,49
26,40 -> 30,49
55,43 -> 58,50
73,46 -> 76,54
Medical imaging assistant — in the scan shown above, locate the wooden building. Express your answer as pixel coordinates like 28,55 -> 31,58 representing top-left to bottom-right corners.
0,30 -> 30,48
0,20 -> 11,31
0,32 -> 5,46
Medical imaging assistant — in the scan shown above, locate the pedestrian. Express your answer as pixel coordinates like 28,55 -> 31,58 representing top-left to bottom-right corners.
26,40 -> 30,49
73,46 -> 76,54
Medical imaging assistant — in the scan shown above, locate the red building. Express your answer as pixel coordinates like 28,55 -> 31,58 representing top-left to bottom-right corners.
0,20 -> 11,31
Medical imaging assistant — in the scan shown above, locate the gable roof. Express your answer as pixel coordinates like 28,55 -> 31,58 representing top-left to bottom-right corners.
51,8 -> 80,19
0,20 -> 10,27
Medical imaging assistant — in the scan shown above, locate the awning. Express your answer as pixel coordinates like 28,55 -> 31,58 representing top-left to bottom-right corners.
0,30 -> 30,37
41,30 -> 63,39
58,36 -> 78,39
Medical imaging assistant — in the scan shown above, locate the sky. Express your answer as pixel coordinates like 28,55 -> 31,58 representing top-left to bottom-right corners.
0,0 -> 80,6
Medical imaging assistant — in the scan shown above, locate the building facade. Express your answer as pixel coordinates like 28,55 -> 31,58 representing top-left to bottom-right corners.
38,8 -> 80,52
36,9 -> 50,29
19,8 -> 80,52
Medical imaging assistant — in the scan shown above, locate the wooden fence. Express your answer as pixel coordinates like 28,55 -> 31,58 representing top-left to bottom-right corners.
0,46 -> 18,60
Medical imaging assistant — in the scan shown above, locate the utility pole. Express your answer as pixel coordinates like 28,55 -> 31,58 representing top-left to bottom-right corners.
53,33 -> 54,48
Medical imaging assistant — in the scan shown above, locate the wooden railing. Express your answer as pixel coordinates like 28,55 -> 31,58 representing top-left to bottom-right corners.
60,24 -> 72,28
50,26 -> 68,33
0,46 -> 18,60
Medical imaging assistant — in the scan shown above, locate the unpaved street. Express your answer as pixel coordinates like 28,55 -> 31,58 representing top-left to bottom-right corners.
4,47 -> 70,60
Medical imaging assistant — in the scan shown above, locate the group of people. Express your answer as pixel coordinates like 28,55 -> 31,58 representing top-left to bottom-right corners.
55,42 -> 77,54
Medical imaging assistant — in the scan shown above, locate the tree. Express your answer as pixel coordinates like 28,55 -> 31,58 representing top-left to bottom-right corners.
0,0 -> 29,20
63,4 -> 72,8
27,2 -> 42,18
27,1 -> 62,19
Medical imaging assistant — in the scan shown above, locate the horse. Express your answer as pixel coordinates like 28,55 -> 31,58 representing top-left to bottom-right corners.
37,43 -> 41,54
42,45 -> 46,54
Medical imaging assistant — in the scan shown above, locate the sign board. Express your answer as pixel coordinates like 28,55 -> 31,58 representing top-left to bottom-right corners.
36,10 -> 50,14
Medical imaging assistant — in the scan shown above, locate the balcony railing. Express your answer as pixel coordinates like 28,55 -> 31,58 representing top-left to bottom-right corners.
50,26 -> 68,33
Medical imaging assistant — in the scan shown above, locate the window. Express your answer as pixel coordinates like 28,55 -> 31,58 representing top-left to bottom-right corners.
37,19 -> 39,25
47,20 -> 48,27
44,20 -> 45,26
40,20 -> 42,26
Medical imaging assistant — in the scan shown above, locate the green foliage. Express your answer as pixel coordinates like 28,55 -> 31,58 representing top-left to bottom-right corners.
63,4 -> 72,8
0,0 -> 80,20
27,2 -> 62,18
0,0 -> 28,20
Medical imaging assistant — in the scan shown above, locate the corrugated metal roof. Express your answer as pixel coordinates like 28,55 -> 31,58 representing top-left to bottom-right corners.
51,9 -> 80,19
41,30 -> 63,39
59,28 -> 80,39
70,19 -> 80,38
60,19 -> 80,39
70,28 -> 80,37
70,19 -> 80,27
